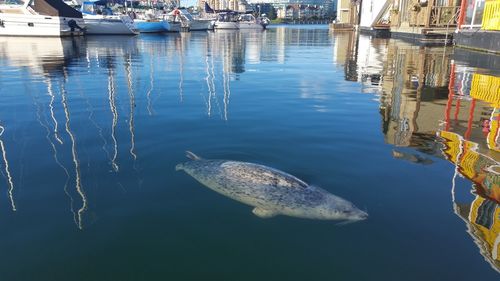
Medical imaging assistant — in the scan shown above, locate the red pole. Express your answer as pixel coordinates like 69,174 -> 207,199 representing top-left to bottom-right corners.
465,99 -> 476,140
457,0 -> 468,29
455,99 -> 461,121
445,63 -> 456,131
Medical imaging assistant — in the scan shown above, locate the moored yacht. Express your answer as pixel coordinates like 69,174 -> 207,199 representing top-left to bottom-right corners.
238,14 -> 269,30
213,11 -> 239,30
81,0 -> 138,35
0,0 -> 85,36
132,9 -> 168,33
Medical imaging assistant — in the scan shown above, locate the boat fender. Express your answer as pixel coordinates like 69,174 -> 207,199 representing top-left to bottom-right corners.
68,19 -> 85,32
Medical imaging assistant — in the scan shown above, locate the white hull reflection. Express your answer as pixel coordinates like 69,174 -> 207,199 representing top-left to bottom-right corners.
0,36 -> 79,75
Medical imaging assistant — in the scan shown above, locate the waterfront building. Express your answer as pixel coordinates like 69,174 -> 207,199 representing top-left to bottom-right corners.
198,0 -> 335,19
329,0 -> 358,30
273,4 -> 325,19
332,1 -> 499,46
198,0 -> 246,12
384,0 -> 462,44
197,0 -> 248,11
245,0 -> 335,19
336,0 -> 357,23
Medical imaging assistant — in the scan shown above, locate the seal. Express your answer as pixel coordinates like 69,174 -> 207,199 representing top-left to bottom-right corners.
176,151 -> 368,221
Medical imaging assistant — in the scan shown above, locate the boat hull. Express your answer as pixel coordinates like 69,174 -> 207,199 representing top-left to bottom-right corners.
214,21 -> 239,30
83,15 -> 138,35
239,22 -> 266,30
188,19 -> 214,31
167,21 -> 181,32
134,20 -> 168,33
0,13 -> 85,37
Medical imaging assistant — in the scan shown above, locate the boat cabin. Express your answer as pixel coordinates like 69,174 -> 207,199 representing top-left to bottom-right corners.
238,14 -> 255,22
81,0 -> 112,15
217,12 -> 238,22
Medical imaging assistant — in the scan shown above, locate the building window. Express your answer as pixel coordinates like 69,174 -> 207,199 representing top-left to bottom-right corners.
472,0 -> 485,26
462,0 -> 485,28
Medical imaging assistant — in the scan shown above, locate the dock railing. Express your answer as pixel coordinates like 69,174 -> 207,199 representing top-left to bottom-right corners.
429,6 -> 460,27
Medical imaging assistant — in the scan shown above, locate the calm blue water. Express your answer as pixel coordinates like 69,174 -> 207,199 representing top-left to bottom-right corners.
0,26 -> 499,280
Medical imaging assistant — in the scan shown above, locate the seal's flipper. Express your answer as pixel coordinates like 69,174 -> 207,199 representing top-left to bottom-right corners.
336,220 -> 357,226
252,207 -> 277,219
186,151 -> 201,160
175,164 -> 184,171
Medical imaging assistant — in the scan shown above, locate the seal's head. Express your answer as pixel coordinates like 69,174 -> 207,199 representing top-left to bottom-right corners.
332,201 -> 368,221
313,192 -> 368,221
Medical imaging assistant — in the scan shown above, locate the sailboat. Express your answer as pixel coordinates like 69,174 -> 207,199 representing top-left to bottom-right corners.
133,10 -> 169,33
80,0 -> 138,35
214,11 -> 239,30
130,1 -> 170,34
237,13 -> 269,30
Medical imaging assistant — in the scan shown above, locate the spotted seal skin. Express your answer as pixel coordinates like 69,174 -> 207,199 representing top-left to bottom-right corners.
176,151 -> 368,221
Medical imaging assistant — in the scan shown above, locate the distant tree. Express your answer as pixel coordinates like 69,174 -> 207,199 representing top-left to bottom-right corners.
267,6 -> 277,20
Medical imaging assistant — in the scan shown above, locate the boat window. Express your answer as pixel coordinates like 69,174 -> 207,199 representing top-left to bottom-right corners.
0,0 -> 24,4
81,3 -> 95,14
182,12 -> 193,21
239,14 -> 254,21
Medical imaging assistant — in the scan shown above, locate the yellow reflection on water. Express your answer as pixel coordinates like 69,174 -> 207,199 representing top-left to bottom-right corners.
442,130 -> 500,272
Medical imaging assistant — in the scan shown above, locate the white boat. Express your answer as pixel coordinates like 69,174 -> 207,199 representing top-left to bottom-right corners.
238,14 -> 269,30
81,0 -> 138,35
213,12 -> 239,30
0,0 -> 85,37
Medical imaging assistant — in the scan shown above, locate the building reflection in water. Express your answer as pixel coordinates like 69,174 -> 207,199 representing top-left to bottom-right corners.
441,68 -> 500,272
342,36 -> 499,272
441,130 -> 500,272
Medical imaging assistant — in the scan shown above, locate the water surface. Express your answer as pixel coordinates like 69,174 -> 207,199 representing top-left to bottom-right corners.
0,26 -> 499,280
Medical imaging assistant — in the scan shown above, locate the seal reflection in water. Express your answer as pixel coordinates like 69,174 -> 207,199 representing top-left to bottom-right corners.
176,151 -> 368,221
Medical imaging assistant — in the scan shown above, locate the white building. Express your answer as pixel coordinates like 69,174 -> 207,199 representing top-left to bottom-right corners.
199,0 -> 247,11
247,0 -> 336,19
